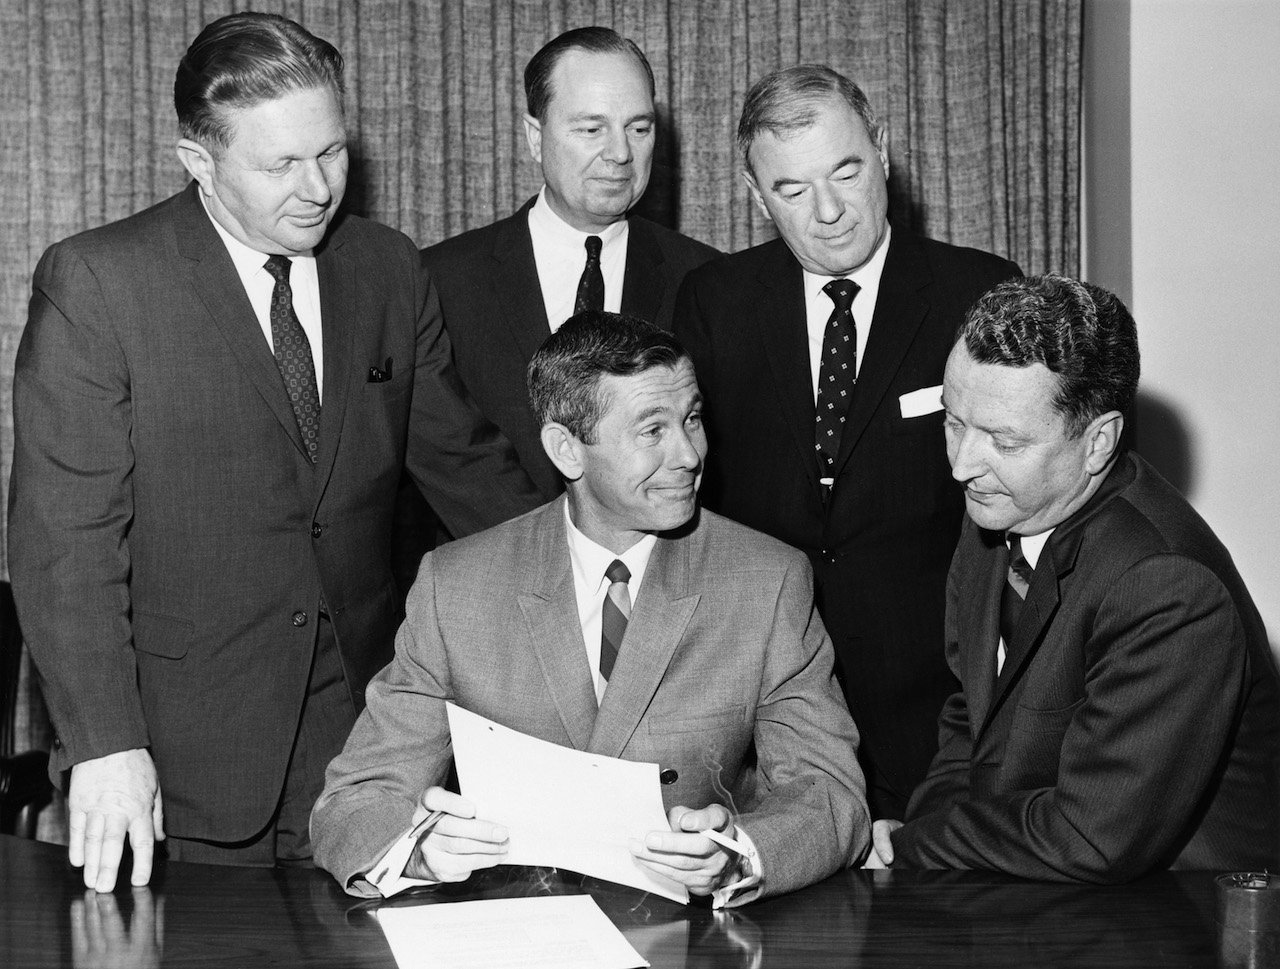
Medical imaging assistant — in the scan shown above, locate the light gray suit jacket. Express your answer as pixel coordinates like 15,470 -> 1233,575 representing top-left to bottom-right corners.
312,498 -> 869,899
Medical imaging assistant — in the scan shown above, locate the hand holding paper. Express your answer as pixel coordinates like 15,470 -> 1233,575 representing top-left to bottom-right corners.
403,788 -> 510,883
629,804 -> 736,896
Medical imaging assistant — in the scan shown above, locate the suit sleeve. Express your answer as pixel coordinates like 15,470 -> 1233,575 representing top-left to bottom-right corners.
8,243 -> 149,772
903,559 -> 975,819
892,554 -> 1248,882
311,551 -> 456,895
402,256 -> 542,536
734,555 -> 872,897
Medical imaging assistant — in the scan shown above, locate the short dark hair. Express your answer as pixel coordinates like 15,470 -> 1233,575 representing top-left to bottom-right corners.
527,312 -> 690,444
175,12 -> 344,150
524,26 -> 655,121
958,275 -> 1140,437
738,65 -> 881,169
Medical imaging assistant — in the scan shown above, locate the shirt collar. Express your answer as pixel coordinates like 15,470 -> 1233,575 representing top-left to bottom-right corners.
564,501 -> 658,594
529,186 -> 629,248
802,223 -> 892,299
1010,527 -> 1054,570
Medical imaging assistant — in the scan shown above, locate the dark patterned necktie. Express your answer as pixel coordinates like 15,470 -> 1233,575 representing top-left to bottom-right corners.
815,279 -> 860,478
999,535 -> 1034,659
600,559 -> 631,687
263,255 -> 320,464
574,235 -> 605,315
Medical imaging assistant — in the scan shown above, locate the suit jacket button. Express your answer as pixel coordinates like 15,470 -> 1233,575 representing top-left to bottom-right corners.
291,611 -> 308,627
311,522 -> 323,539
659,768 -> 678,785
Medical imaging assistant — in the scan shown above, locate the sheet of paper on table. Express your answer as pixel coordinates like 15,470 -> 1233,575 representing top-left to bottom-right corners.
376,895 -> 648,969
445,702 -> 688,904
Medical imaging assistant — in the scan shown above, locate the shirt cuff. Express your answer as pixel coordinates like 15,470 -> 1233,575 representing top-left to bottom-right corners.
710,825 -> 763,909
365,820 -> 440,898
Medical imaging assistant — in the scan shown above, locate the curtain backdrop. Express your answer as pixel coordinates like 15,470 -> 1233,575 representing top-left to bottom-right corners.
0,0 -> 1080,839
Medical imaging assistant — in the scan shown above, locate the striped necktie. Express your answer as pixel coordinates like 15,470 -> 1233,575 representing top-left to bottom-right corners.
600,559 -> 631,689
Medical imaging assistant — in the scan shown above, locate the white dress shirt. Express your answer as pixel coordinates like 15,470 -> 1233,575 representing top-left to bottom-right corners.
998,528 -> 1054,674
563,504 -> 657,703
801,224 -> 892,403
201,193 -> 325,400
527,187 -> 629,331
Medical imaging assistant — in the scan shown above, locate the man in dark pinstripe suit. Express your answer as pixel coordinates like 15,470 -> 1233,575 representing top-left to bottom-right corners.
869,275 -> 1279,881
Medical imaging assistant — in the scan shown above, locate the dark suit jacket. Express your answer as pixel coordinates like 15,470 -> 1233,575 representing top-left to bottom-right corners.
7,183 -> 540,842
894,452 -> 1280,880
313,498 -> 870,901
422,198 -> 720,499
674,230 -> 1019,816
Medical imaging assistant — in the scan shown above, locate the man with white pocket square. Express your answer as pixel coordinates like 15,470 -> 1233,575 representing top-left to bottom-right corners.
674,66 -> 1019,819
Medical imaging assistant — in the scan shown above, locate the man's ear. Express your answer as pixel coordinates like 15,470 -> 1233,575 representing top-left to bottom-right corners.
1085,411 -> 1124,474
541,422 -> 584,482
523,114 -> 543,166
875,127 -> 890,180
176,138 -> 216,194
742,167 -> 772,222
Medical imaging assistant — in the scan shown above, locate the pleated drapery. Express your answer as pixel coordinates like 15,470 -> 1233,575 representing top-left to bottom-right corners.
0,0 -> 1080,841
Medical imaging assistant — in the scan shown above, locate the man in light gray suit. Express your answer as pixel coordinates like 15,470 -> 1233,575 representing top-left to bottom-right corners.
312,312 -> 870,904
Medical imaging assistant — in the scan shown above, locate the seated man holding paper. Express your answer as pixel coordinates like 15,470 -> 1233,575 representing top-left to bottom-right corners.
312,312 -> 870,903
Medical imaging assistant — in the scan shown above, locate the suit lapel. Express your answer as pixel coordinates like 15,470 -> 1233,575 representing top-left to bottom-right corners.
174,183 -> 309,461
490,199 -> 553,366
312,224 -> 357,503
589,529 -> 700,758
832,231 -> 932,477
749,243 -> 823,495
620,217 -> 666,325
983,459 -> 1133,723
516,500 -> 599,750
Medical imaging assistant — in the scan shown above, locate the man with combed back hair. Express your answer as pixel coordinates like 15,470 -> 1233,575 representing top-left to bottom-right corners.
313,312 -> 869,906
676,65 -> 1021,819
8,11 -> 538,890
866,275 -> 1280,880
422,26 -> 719,503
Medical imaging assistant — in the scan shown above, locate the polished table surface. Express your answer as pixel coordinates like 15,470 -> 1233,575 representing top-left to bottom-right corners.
0,834 -> 1263,967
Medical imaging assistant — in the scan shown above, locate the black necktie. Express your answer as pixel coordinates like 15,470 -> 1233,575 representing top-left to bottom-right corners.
999,535 -> 1034,660
600,559 -> 631,687
263,255 -> 320,464
815,279 -> 860,479
574,235 -> 605,315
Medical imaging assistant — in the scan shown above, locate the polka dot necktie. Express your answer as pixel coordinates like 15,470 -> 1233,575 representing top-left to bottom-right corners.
263,255 -> 320,464
574,235 -> 605,315
815,279 -> 860,480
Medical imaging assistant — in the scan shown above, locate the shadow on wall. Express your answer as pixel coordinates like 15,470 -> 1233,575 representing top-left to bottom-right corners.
1132,390 -> 1279,663
1130,389 -> 1196,497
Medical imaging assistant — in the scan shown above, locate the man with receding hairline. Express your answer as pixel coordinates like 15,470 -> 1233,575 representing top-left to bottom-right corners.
422,26 -> 719,502
676,65 -> 1020,819
8,11 -> 538,891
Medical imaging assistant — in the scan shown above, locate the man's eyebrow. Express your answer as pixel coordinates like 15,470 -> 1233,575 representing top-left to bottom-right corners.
634,403 -> 672,423
770,155 -> 865,192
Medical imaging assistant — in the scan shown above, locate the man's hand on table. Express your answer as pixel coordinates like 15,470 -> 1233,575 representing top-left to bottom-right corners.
68,748 -> 164,892
862,819 -> 903,868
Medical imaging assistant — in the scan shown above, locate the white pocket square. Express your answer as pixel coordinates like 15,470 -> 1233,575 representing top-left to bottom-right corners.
899,385 -> 944,418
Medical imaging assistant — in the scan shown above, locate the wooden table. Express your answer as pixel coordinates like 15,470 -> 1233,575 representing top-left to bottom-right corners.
0,834 -> 1260,967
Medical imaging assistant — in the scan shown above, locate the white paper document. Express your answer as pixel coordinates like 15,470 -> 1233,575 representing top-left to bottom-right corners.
446,702 -> 688,904
376,895 -> 648,969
